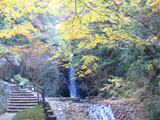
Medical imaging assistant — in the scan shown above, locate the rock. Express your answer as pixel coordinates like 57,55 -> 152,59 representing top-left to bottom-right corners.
110,96 -> 116,100
59,97 -> 67,101
0,81 -> 10,114
37,54 -> 69,97
47,98 -> 89,120
0,53 -> 20,81
70,97 -> 80,102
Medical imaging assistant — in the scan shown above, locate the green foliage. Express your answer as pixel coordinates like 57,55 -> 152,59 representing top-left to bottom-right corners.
98,76 -> 133,98
12,105 -> 45,120
14,75 -> 29,84
144,101 -> 160,120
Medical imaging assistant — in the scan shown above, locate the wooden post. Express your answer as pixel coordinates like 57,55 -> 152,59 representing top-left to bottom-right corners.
36,57 -> 40,103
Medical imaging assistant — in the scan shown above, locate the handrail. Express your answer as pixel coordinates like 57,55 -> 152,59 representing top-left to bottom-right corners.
35,84 -> 45,102
22,83 -> 45,103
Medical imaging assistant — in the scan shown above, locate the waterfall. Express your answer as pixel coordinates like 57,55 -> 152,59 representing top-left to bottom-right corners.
89,104 -> 116,120
68,54 -> 77,98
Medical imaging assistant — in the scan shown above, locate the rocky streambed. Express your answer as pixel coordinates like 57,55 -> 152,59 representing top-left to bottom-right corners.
46,97 -> 146,120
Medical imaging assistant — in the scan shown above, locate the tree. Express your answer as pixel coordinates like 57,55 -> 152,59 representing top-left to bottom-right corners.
47,0 -> 160,77
12,40 -> 50,102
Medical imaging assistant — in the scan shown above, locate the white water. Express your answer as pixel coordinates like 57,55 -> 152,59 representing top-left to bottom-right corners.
69,63 -> 77,98
89,104 -> 116,120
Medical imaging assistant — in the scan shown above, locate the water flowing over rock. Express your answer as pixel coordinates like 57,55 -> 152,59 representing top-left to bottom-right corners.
89,104 -> 116,120
69,63 -> 77,98
68,54 -> 78,98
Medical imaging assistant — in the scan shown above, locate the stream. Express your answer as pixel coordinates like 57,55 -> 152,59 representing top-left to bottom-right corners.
89,104 -> 116,120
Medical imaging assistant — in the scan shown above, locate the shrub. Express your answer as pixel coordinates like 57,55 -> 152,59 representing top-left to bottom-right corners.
144,100 -> 160,120
14,75 -> 29,85
12,105 -> 45,120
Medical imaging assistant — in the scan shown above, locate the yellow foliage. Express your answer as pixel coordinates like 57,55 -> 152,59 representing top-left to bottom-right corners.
1,0 -> 155,77
150,0 -> 160,13
12,40 -> 50,56
49,0 -> 151,77
101,84 -> 112,91
0,0 -> 59,40
145,0 -> 160,16
81,55 -> 99,65
108,76 -> 124,83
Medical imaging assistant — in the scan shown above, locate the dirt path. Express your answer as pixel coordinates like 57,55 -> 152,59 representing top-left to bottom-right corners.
0,113 -> 16,120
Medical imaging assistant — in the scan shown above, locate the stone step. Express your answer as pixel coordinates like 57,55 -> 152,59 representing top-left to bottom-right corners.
9,86 -> 20,89
10,86 -> 19,87
11,90 -> 26,92
7,109 -> 22,113
11,91 -> 32,94
11,96 -> 36,98
10,87 -> 20,90
10,87 -> 19,89
11,89 -> 27,91
10,89 -> 21,92
10,86 -> 18,87
10,91 -> 33,93
8,106 -> 34,109
47,115 -> 57,120
9,101 -> 38,103
46,110 -> 54,116
10,93 -> 34,96
10,98 -> 38,101
8,85 -> 38,113
8,103 -> 38,106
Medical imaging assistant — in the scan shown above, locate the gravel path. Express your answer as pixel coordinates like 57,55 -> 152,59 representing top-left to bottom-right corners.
0,113 -> 16,120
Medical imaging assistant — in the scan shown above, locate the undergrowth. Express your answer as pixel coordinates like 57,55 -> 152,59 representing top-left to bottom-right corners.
12,104 -> 45,120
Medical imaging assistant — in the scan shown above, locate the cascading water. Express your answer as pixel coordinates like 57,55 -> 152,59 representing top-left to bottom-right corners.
68,54 -> 78,98
89,104 -> 116,120
69,63 -> 77,98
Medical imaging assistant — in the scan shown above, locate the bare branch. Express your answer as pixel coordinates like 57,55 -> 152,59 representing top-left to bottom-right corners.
75,0 -> 82,24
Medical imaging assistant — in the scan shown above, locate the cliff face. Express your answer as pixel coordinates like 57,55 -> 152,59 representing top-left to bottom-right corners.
0,53 -> 20,81
0,81 -> 10,114
28,54 -> 70,97
40,65 -> 70,97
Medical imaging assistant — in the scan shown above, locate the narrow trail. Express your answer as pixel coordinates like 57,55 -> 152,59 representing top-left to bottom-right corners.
0,113 -> 16,120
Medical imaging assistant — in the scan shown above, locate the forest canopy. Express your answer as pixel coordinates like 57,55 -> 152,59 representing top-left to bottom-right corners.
0,0 -> 160,77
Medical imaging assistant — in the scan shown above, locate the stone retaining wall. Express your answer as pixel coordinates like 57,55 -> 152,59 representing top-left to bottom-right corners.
0,81 -> 10,114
